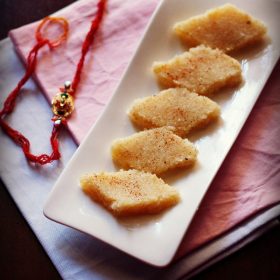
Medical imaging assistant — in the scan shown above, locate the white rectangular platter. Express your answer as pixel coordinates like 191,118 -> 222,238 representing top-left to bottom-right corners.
44,0 -> 280,266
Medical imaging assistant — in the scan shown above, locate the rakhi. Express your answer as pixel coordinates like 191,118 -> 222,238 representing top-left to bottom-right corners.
0,0 -> 106,165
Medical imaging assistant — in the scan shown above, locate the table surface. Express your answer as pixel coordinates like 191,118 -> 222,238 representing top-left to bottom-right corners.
0,1 -> 280,279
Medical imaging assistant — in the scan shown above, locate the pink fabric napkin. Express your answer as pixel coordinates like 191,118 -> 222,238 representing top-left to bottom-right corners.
9,0 -> 159,144
175,61 -> 280,259
9,0 -> 280,262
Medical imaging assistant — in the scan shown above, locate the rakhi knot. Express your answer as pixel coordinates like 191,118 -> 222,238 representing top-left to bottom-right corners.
51,81 -> 75,126
36,16 -> 69,48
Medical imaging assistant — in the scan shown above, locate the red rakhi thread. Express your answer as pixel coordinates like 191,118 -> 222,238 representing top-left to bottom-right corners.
0,0 -> 106,165
72,0 -> 106,93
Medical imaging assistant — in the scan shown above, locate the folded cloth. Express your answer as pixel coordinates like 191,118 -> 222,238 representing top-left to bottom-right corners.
176,61 -> 280,259
9,0 -> 280,262
9,0 -> 159,144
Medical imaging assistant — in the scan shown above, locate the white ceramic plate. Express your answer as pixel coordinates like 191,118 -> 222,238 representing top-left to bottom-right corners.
44,0 -> 280,266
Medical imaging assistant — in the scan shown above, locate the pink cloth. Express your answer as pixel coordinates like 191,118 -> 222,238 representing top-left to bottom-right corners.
9,0 -> 158,144
176,61 -> 280,259
9,0 -> 280,261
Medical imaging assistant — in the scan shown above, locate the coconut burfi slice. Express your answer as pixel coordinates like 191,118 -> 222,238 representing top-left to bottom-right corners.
111,127 -> 197,174
174,4 -> 267,53
129,88 -> 220,137
153,45 -> 242,95
80,170 -> 180,216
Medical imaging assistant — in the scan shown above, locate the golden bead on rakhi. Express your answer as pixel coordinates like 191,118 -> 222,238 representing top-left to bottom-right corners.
52,81 -> 74,125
